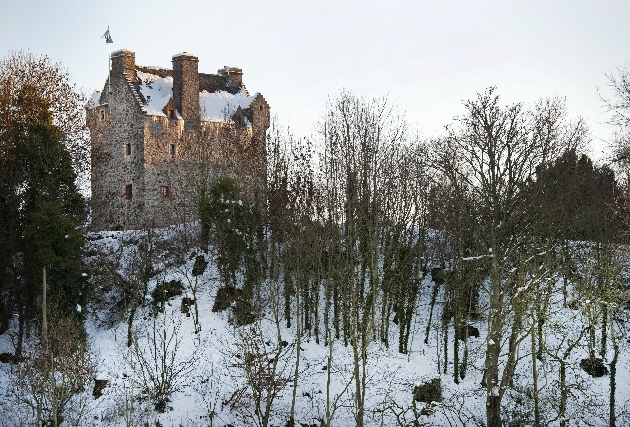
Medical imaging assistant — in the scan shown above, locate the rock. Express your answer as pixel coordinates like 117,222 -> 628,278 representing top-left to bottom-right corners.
580,356 -> 609,377
456,324 -> 480,341
181,297 -> 195,314
0,352 -> 23,363
192,255 -> 208,276
413,378 -> 442,403
93,379 -> 109,399
212,286 -> 241,312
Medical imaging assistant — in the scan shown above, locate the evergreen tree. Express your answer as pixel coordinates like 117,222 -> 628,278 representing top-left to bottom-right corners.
0,83 -> 86,352
532,149 -> 624,242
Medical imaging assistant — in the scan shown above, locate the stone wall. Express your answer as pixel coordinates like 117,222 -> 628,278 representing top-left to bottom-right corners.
89,50 -> 146,229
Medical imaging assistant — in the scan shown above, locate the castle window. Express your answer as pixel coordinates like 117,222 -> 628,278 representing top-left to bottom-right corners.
168,109 -> 176,119
100,109 -> 105,120
125,143 -> 131,156
169,143 -> 176,157
159,185 -> 173,200
259,105 -> 263,111
123,183 -> 133,200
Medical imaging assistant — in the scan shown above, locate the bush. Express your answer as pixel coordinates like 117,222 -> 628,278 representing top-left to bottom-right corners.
127,314 -> 199,412
151,280 -> 184,307
192,254 -> 208,276
9,315 -> 95,426
413,378 -> 442,403
580,356 -> 609,377
212,286 -> 242,312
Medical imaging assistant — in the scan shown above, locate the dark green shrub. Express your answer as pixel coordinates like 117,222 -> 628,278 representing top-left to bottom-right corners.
413,378 -> 442,403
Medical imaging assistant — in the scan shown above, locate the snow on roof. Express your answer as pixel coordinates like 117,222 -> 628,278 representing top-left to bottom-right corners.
111,49 -> 132,56
138,65 -> 168,71
199,89 -> 257,122
134,70 -> 255,122
136,71 -> 173,117
87,90 -> 102,109
173,52 -> 197,58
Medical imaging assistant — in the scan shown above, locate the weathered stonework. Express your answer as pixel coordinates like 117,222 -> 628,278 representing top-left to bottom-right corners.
87,50 -> 270,230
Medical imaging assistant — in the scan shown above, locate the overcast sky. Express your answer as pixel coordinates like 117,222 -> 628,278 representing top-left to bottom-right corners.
2,0 -> 629,158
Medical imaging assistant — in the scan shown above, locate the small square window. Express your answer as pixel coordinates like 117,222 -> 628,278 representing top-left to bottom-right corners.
125,143 -> 131,156
123,183 -> 133,200
169,144 -> 176,156
159,185 -> 173,200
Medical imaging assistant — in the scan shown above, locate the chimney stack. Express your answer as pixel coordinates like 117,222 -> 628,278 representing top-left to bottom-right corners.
110,50 -> 135,81
220,66 -> 243,87
172,52 -> 199,120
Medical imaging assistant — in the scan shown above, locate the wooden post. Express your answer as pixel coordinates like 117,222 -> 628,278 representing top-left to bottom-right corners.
42,267 -> 47,337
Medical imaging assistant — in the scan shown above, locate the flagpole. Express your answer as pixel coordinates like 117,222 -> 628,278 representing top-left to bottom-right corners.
107,26 -> 112,95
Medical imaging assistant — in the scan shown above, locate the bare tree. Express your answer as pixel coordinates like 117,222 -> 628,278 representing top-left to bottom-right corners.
228,321 -> 294,427
0,50 -> 89,178
432,88 -> 581,426
126,309 -> 199,413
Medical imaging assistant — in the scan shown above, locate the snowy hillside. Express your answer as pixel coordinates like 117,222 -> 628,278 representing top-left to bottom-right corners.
0,225 -> 629,427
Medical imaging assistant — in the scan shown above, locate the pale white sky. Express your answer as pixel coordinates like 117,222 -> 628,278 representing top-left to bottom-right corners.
1,0 -> 629,158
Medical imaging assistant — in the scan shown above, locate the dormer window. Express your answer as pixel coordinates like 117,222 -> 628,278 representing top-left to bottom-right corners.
169,143 -> 176,157
125,143 -> 132,156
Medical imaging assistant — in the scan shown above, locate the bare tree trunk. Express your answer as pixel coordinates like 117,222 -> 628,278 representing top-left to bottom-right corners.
559,359 -> 568,427
289,272 -> 301,427
600,304 -> 608,358
486,261 -> 503,427
609,324 -> 618,427
531,314 -> 541,427
424,279 -> 440,344
443,319 -> 448,374
453,319 -> 459,384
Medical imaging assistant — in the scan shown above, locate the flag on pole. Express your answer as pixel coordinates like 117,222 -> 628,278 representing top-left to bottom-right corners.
102,27 -> 113,44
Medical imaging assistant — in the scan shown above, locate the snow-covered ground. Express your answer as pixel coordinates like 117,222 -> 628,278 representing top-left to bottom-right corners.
0,227 -> 628,426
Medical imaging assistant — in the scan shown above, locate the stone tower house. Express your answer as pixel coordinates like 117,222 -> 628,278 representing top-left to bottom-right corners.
87,50 -> 270,230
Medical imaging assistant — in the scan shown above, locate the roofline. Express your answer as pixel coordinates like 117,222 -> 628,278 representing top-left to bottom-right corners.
172,52 -> 198,59
111,49 -> 134,57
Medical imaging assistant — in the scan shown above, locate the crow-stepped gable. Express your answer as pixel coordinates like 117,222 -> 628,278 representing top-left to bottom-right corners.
87,50 -> 270,230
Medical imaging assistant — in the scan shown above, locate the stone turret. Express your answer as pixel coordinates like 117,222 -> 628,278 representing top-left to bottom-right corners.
172,53 -> 199,120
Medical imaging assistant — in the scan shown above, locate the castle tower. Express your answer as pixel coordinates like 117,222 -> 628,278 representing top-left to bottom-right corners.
88,50 -> 270,230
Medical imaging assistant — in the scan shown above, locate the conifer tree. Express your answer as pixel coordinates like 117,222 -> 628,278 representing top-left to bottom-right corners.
0,52 -> 87,352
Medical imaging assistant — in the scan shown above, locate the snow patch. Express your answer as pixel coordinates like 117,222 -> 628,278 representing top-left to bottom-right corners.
135,71 -> 174,117
87,90 -> 101,109
199,89 -> 256,122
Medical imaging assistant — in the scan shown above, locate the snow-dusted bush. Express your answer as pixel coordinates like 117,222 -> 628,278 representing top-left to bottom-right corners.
126,312 -> 199,412
228,322 -> 294,427
7,316 -> 95,426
